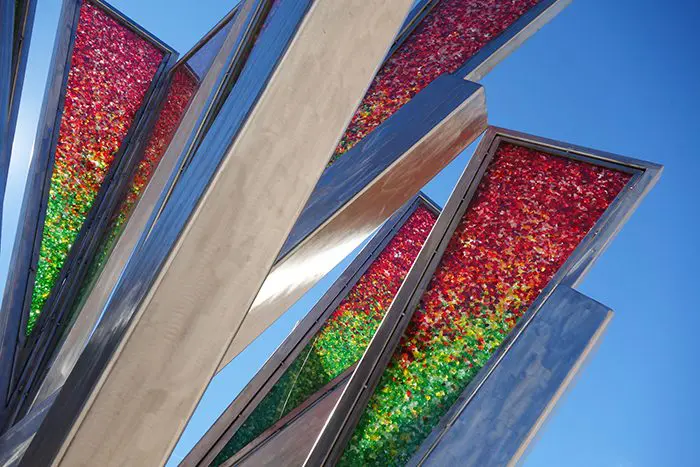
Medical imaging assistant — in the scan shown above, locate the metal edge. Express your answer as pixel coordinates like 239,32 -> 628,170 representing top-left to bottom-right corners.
508,306 -> 614,467
142,0 -> 277,234
408,287 -> 613,467
303,125 -> 497,467
385,0 -> 440,58
6,52 -> 179,426
275,77 -> 483,262
303,126 -> 661,465
90,0 -> 176,55
0,0 -> 16,246
3,0 -> 38,222
223,366 -> 356,467
24,0 -> 275,416
459,0 -> 573,82
182,195 -> 438,466
0,0 -> 82,430
0,391 -> 57,467
172,3 -> 241,70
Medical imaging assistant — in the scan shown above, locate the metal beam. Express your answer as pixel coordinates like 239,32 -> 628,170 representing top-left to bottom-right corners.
19,0 -> 416,464
303,127 -> 661,466
182,194 -> 440,466
408,286 -> 611,466
220,77 -> 485,370
26,2 -> 246,418
216,0 -> 575,373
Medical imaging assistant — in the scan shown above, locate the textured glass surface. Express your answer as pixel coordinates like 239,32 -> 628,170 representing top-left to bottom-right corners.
27,0 -> 164,333
340,143 -> 631,466
212,206 -> 438,466
330,0 -> 540,164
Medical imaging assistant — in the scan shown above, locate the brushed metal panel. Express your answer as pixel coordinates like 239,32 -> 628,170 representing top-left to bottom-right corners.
303,127 -> 662,466
182,195 -> 439,466
411,286 -> 611,466
31,2 -> 247,412
19,0 -> 414,464
232,375 -> 348,467
218,76 -> 486,370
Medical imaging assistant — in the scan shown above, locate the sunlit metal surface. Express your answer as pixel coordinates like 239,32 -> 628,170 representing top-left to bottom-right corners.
19,0 -> 415,464
182,194 -> 440,466
217,0 -> 576,372
304,127 -> 662,466
410,286 -> 611,466
219,75 -> 486,370
29,2 -> 243,415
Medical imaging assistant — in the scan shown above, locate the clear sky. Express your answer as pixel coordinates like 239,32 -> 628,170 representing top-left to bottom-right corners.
2,0 -> 698,465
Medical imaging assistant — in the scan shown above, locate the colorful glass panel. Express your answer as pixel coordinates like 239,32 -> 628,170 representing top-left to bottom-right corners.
330,0 -> 540,164
340,143 -> 631,465
27,0 -> 164,333
69,65 -> 199,319
212,206 -> 437,466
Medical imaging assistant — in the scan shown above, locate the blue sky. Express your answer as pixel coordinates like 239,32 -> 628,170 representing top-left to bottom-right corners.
3,0 -> 698,465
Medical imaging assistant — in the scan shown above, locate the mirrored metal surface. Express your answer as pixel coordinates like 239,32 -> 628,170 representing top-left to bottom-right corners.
217,0 -> 575,373
409,286 -> 612,466
183,194 -> 440,466
27,2 -> 244,418
19,0 -> 415,464
304,127 -> 662,466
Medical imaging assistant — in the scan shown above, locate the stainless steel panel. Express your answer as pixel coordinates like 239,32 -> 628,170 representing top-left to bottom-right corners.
182,195 -> 439,466
411,286 -> 611,466
218,76 -> 486,371
303,127 -> 662,466
19,0 -> 415,464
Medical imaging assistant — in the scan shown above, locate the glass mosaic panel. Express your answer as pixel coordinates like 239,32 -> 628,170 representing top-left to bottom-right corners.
339,143 -> 631,466
330,0 -> 540,164
211,206 -> 438,466
26,0 -> 164,333
68,65 -> 199,319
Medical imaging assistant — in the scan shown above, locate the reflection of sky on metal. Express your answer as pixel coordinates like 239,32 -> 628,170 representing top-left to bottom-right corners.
184,16 -> 234,80
0,1 -> 695,467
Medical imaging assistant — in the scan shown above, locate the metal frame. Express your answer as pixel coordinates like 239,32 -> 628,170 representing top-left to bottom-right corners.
1,0 -> 38,245
5,3 -> 254,424
19,0 -> 416,464
222,365 -> 353,467
216,0 -> 574,372
0,0 -> 176,430
25,2 -> 250,414
303,127 -> 662,466
181,194 -> 440,466
0,0 -> 14,248
409,285 -> 612,466
5,53 -> 178,427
